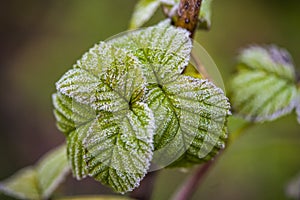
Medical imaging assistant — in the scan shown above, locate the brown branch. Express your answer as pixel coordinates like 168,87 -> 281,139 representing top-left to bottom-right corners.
175,0 -> 202,38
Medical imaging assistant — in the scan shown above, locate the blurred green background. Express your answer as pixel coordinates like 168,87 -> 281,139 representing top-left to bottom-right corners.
0,0 -> 299,199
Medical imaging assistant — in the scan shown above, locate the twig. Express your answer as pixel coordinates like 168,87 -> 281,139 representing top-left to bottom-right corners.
175,0 -> 202,38
171,157 -> 217,200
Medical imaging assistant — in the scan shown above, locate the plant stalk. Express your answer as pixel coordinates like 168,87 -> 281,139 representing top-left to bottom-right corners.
175,0 -> 202,38
171,157 -> 217,200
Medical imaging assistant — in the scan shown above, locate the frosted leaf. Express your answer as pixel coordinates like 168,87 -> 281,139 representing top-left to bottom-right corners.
108,20 -> 192,84
0,145 -> 69,200
230,45 -> 298,122
148,76 -> 230,167
130,0 -> 161,29
53,41 -> 154,193
84,101 -> 154,193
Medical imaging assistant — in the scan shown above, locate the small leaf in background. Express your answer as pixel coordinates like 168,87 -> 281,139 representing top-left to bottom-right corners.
0,145 -> 69,200
286,173 -> 300,199
36,145 -> 70,199
230,45 -> 298,122
129,0 -> 161,29
55,42 -> 155,193
198,0 -> 213,30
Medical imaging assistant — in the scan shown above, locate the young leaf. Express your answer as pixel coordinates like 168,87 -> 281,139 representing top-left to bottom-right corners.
129,0 -> 161,29
0,145 -> 69,200
55,42 -> 155,193
230,46 -> 298,122
198,0 -> 213,30
109,24 -> 229,166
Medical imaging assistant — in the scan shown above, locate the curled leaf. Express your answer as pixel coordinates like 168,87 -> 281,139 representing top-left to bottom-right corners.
55,42 -> 155,193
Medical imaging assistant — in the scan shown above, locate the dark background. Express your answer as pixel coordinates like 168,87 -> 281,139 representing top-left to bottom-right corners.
0,0 -> 299,199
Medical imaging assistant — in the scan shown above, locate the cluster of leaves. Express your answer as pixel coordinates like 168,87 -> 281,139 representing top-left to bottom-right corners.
130,0 -> 213,30
230,45 -> 300,123
52,20 -> 230,193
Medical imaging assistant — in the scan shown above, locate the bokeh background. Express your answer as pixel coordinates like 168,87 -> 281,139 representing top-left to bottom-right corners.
0,0 -> 299,199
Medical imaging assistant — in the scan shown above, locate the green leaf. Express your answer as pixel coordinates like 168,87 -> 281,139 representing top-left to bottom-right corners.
55,42 -> 155,193
109,24 -> 229,167
0,145 -> 69,200
198,0 -> 213,30
36,145 -> 70,199
151,76 -> 229,167
129,0 -> 161,29
230,46 -> 298,122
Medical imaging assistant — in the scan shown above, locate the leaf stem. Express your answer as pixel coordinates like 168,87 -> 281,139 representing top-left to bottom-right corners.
171,157 -> 216,200
175,0 -> 202,38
